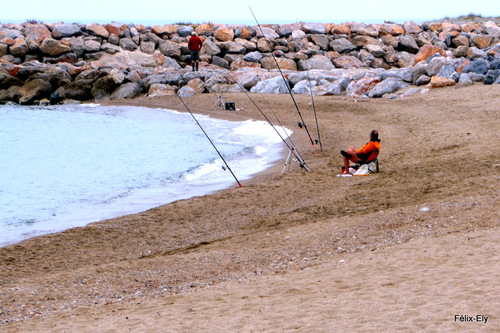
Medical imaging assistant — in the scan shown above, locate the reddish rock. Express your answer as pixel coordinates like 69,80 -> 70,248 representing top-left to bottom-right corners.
86,23 -> 109,38
375,23 -> 404,36
135,24 -> 147,34
24,24 -> 51,43
239,26 -> 254,40
451,34 -> 469,47
347,77 -> 381,96
427,23 -> 442,32
1,38 -> 16,46
414,44 -> 445,64
229,58 -> 262,70
39,37 -> 71,55
403,21 -> 421,34
329,24 -> 350,35
332,55 -> 364,69
439,30 -> 458,40
442,22 -> 460,33
460,22 -> 481,33
430,76 -> 455,88
214,26 -> 234,42
9,37 -> 29,56
456,59 -> 469,74
195,23 -> 214,36
104,23 -> 127,37
471,35 -> 494,49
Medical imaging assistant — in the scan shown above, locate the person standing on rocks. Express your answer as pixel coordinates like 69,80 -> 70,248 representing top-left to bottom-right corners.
188,32 -> 203,71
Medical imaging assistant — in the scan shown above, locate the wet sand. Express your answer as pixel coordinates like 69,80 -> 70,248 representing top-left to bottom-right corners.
1,84 -> 499,332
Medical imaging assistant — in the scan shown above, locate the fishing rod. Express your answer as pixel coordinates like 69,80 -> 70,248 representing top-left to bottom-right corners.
306,70 -> 322,152
259,92 -> 297,148
237,83 -> 310,172
177,95 -> 243,187
249,7 -> 317,154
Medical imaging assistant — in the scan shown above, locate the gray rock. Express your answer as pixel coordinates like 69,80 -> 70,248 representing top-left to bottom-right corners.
415,75 -> 431,86
163,57 -> 181,70
426,56 -> 447,77
303,23 -> 326,34
84,39 -> 102,52
205,73 -> 228,91
457,73 -> 474,87
219,41 -> 246,54
101,43 -> 121,54
40,38 -> 72,55
178,26 -> 194,38
368,78 -> 407,98
212,56 -> 229,69
140,41 -> 156,54
468,73 -> 486,82
380,67 -> 414,82
177,85 -> 196,97
413,61 -> 428,83
159,40 -> 181,58
484,69 -> 500,85
243,51 -> 263,63
234,71 -> 261,89
310,34 -> 329,50
297,55 -> 335,70
436,65 -> 459,81
119,38 -> 138,51
66,37 -> 85,56
9,37 -> 29,56
110,82 -> 142,99
52,24 -> 81,38
292,79 -> 316,94
313,81 -> 342,96
201,39 -> 221,56
329,38 -> 357,53
256,27 -> 279,39
250,75 -> 289,94
398,35 -> 419,53
462,58 -> 489,75
19,78 -> 53,104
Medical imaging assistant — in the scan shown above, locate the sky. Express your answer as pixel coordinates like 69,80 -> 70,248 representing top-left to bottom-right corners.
0,0 -> 499,26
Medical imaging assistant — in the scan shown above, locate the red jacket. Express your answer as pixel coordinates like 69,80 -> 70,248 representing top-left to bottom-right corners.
188,35 -> 203,51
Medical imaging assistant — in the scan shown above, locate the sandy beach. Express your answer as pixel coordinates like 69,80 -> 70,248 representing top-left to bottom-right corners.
1,84 -> 499,332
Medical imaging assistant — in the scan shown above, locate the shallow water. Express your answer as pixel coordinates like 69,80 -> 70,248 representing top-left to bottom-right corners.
0,104 -> 289,246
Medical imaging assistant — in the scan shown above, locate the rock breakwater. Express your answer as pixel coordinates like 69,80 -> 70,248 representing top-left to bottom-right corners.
0,20 -> 499,104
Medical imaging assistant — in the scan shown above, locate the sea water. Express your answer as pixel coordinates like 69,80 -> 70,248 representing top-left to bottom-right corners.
0,104 -> 289,247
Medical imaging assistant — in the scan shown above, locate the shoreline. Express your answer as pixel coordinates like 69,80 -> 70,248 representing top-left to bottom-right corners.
1,86 -> 499,330
0,100 -> 289,248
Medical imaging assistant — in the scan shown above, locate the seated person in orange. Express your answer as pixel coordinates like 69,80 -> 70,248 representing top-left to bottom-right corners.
340,130 -> 380,175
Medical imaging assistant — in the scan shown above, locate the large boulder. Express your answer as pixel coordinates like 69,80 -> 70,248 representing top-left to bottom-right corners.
332,55 -> 364,69
368,78 -> 408,98
346,77 -> 381,96
52,24 -> 81,38
9,37 -> 29,56
329,38 -> 357,53
39,37 -> 71,55
298,55 -> 335,70
159,40 -> 181,58
19,78 -> 53,104
250,75 -> 289,94
214,26 -> 234,42
261,56 -> 297,70
462,58 -> 489,75
86,23 -> 109,38
110,82 -> 142,99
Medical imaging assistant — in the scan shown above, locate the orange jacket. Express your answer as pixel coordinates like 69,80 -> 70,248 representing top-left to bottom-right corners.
355,140 -> 380,162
